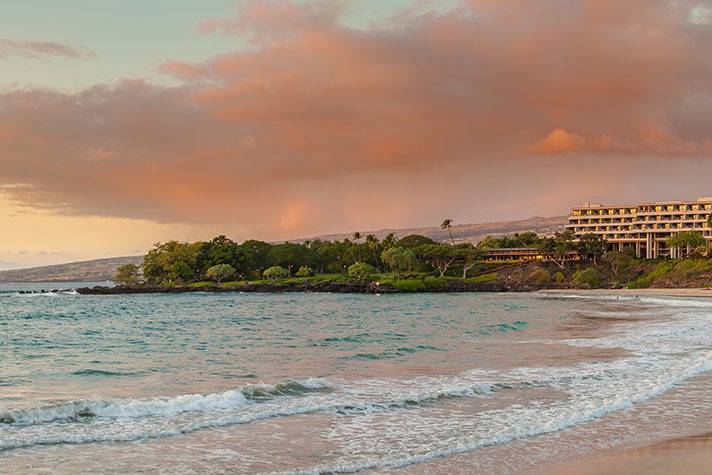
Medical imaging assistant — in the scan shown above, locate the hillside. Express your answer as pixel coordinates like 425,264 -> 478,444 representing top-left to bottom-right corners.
301,215 -> 567,244
0,215 -> 567,283
0,256 -> 143,283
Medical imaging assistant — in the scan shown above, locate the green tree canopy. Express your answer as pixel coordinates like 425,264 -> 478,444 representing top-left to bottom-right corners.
396,234 -> 437,249
667,231 -> 707,257
415,243 -> 460,277
381,247 -> 418,276
347,262 -> 376,280
205,264 -> 236,284
577,233 -> 608,265
602,251 -> 635,275
115,263 -> 141,286
263,266 -> 289,280
295,265 -> 314,277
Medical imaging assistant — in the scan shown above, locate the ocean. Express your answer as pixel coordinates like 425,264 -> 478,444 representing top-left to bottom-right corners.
2,283 -> 712,474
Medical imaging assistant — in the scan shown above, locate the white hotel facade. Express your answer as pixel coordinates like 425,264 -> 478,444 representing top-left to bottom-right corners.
567,198 -> 712,259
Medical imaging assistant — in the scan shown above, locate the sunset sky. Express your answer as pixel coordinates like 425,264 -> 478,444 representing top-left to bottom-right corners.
1,0 -> 712,268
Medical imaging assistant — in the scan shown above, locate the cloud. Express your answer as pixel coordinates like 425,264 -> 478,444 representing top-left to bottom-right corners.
0,39 -> 90,60
1,0 -> 712,238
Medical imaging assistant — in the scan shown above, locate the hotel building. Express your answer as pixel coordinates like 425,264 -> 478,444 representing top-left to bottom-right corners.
567,198 -> 712,259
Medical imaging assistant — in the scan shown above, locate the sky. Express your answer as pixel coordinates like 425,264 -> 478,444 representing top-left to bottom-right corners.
1,0 -> 712,268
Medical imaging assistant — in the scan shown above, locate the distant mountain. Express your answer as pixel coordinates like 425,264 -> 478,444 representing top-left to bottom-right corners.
0,256 -> 143,283
0,215 -> 567,282
298,215 -> 568,244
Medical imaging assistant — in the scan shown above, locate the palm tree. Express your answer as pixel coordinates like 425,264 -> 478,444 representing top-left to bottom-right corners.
382,233 -> 397,251
441,219 -> 455,245
365,234 -> 380,270
352,232 -> 363,262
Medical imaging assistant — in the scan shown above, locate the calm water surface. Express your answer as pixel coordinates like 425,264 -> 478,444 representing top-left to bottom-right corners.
2,283 -> 712,474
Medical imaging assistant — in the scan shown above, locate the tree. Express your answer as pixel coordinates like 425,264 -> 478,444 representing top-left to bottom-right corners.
602,251 -> 634,275
352,232 -> 363,262
142,241 -> 204,285
381,233 -> 397,251
477,233 -> 544,249
572,268 -> 602,288
204,235 -> 238,269
206,264 -> 236,284
268,243 -> 310,275
577,233 -> 607,265
396,234 -> 436,249
238,240 -> 273,276
477,236 -> 501,249
115,263 -> 140,286
347,262 -> 376,280
667,231 -> 706,258
544,230 -> 577,269
295,265 -> 314,277
457,245 -> 482,278
441,219 -> 455,245
381,247 -> 418,276
365,234 -> 381,269
263,266 -> 289,280
416,243 -> 458,277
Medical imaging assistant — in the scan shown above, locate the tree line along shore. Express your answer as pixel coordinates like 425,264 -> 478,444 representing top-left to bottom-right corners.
92,224 -> 712,295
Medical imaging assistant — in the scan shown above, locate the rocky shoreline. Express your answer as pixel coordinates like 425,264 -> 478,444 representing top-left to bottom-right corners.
74,280 -> 550,295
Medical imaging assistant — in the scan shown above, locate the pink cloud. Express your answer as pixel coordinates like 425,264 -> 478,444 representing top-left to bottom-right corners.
1,1 -> 712,238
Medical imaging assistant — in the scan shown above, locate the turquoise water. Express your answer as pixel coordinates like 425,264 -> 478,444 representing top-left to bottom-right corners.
3,285 -> 712,473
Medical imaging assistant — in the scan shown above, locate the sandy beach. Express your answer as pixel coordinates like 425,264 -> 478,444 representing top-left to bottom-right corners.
531,433 -> 712,475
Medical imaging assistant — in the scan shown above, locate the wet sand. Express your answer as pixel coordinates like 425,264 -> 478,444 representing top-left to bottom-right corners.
531,433 -> 712,475
541,288 -> 712,298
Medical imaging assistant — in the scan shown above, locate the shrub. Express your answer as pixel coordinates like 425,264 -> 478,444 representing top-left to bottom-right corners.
263,266 -> 289,280
554,271 -> 565,283
347,262 -> 376,280
422,276 -> 447,290
626,260 -> 676,289
295,265 -> 314,277
205,264 -> 236,284
391,279 -> 426,292
571,268 -> 602,288
528,268 -> 550,285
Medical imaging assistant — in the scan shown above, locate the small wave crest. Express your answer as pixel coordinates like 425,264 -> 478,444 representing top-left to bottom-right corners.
544,293 -> 712,308
0,378 -> 330,426
0,376 -> 494,451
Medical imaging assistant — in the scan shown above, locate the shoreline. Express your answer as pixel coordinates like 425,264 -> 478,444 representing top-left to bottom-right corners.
77,284 -> 712,296
73,280 -> 517,295
540,287 -> 712,298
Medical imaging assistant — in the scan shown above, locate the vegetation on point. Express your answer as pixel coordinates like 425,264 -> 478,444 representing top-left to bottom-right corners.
115,222 -> 712,291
